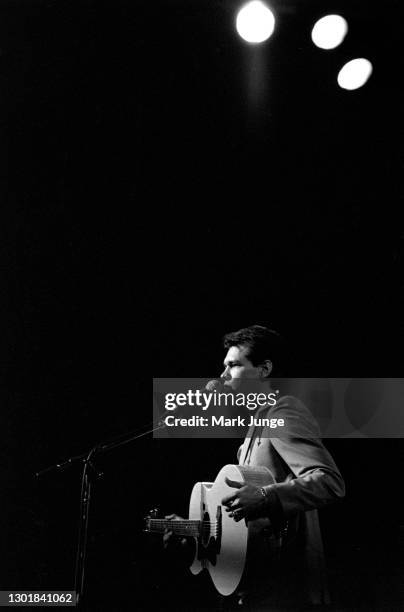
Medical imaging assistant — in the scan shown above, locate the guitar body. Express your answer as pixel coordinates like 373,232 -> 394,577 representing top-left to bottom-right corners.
145,464 -> 284,596
188,464 -> 277,596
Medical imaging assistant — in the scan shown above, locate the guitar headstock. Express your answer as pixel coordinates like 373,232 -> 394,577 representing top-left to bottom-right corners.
143,507 -> 159,532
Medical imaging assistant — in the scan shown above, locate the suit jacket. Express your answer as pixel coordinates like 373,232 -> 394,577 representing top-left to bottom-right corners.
237,395 -> 345,606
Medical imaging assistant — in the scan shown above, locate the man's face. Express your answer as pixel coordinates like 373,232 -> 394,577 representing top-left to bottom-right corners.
220,345 -> 261,392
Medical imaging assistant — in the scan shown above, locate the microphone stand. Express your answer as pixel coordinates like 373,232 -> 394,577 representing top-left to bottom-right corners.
35,417 -> 167,607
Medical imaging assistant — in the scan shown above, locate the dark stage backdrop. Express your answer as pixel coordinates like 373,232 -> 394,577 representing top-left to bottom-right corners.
1,1 -> 404,610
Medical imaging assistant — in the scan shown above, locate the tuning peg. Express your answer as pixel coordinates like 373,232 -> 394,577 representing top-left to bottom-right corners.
145,507 -> 159,519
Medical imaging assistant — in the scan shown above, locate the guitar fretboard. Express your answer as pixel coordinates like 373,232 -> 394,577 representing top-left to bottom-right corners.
147,519 -> 202,538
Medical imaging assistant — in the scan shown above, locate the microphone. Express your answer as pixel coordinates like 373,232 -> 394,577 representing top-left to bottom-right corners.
156,379 -> 225,424
204,379 -> 224,392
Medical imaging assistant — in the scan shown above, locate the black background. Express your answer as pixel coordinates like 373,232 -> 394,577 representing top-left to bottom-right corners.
1,1 -> 404,609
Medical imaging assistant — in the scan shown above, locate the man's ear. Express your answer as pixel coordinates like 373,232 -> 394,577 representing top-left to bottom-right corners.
259,360 -> 273,378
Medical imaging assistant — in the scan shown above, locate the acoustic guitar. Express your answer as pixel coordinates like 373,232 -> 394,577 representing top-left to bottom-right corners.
144,464 -> 286,596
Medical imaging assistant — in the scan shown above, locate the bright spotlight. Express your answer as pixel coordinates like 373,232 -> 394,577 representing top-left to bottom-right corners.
311,15 -> 348,50
337,58 -> 373,90
236,1 -> 275,44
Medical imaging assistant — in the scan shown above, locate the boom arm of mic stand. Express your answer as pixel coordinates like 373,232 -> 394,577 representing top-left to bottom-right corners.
35,418 -> 168,607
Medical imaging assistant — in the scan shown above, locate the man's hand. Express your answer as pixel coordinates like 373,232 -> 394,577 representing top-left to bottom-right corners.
162,514 -> 196,566
221,477 -> 266,521
162,513 -> 186,549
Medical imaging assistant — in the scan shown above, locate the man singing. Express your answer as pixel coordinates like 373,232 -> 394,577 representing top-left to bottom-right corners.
165,325 -> 345,609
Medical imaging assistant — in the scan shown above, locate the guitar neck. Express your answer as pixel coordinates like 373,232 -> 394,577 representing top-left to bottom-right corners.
147,519 -> 201,538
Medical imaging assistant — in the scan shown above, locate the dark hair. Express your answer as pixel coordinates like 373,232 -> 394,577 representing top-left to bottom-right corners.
223,325 -> 289,377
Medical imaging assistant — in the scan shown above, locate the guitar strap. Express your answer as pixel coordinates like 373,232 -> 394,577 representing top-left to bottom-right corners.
241,403 -> 273,465
241,425 -> 258,465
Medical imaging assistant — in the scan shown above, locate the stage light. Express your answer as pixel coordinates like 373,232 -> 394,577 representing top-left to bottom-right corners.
236,1 -> 275,44
337,58 -> 373,90
311,15 -> 348,50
